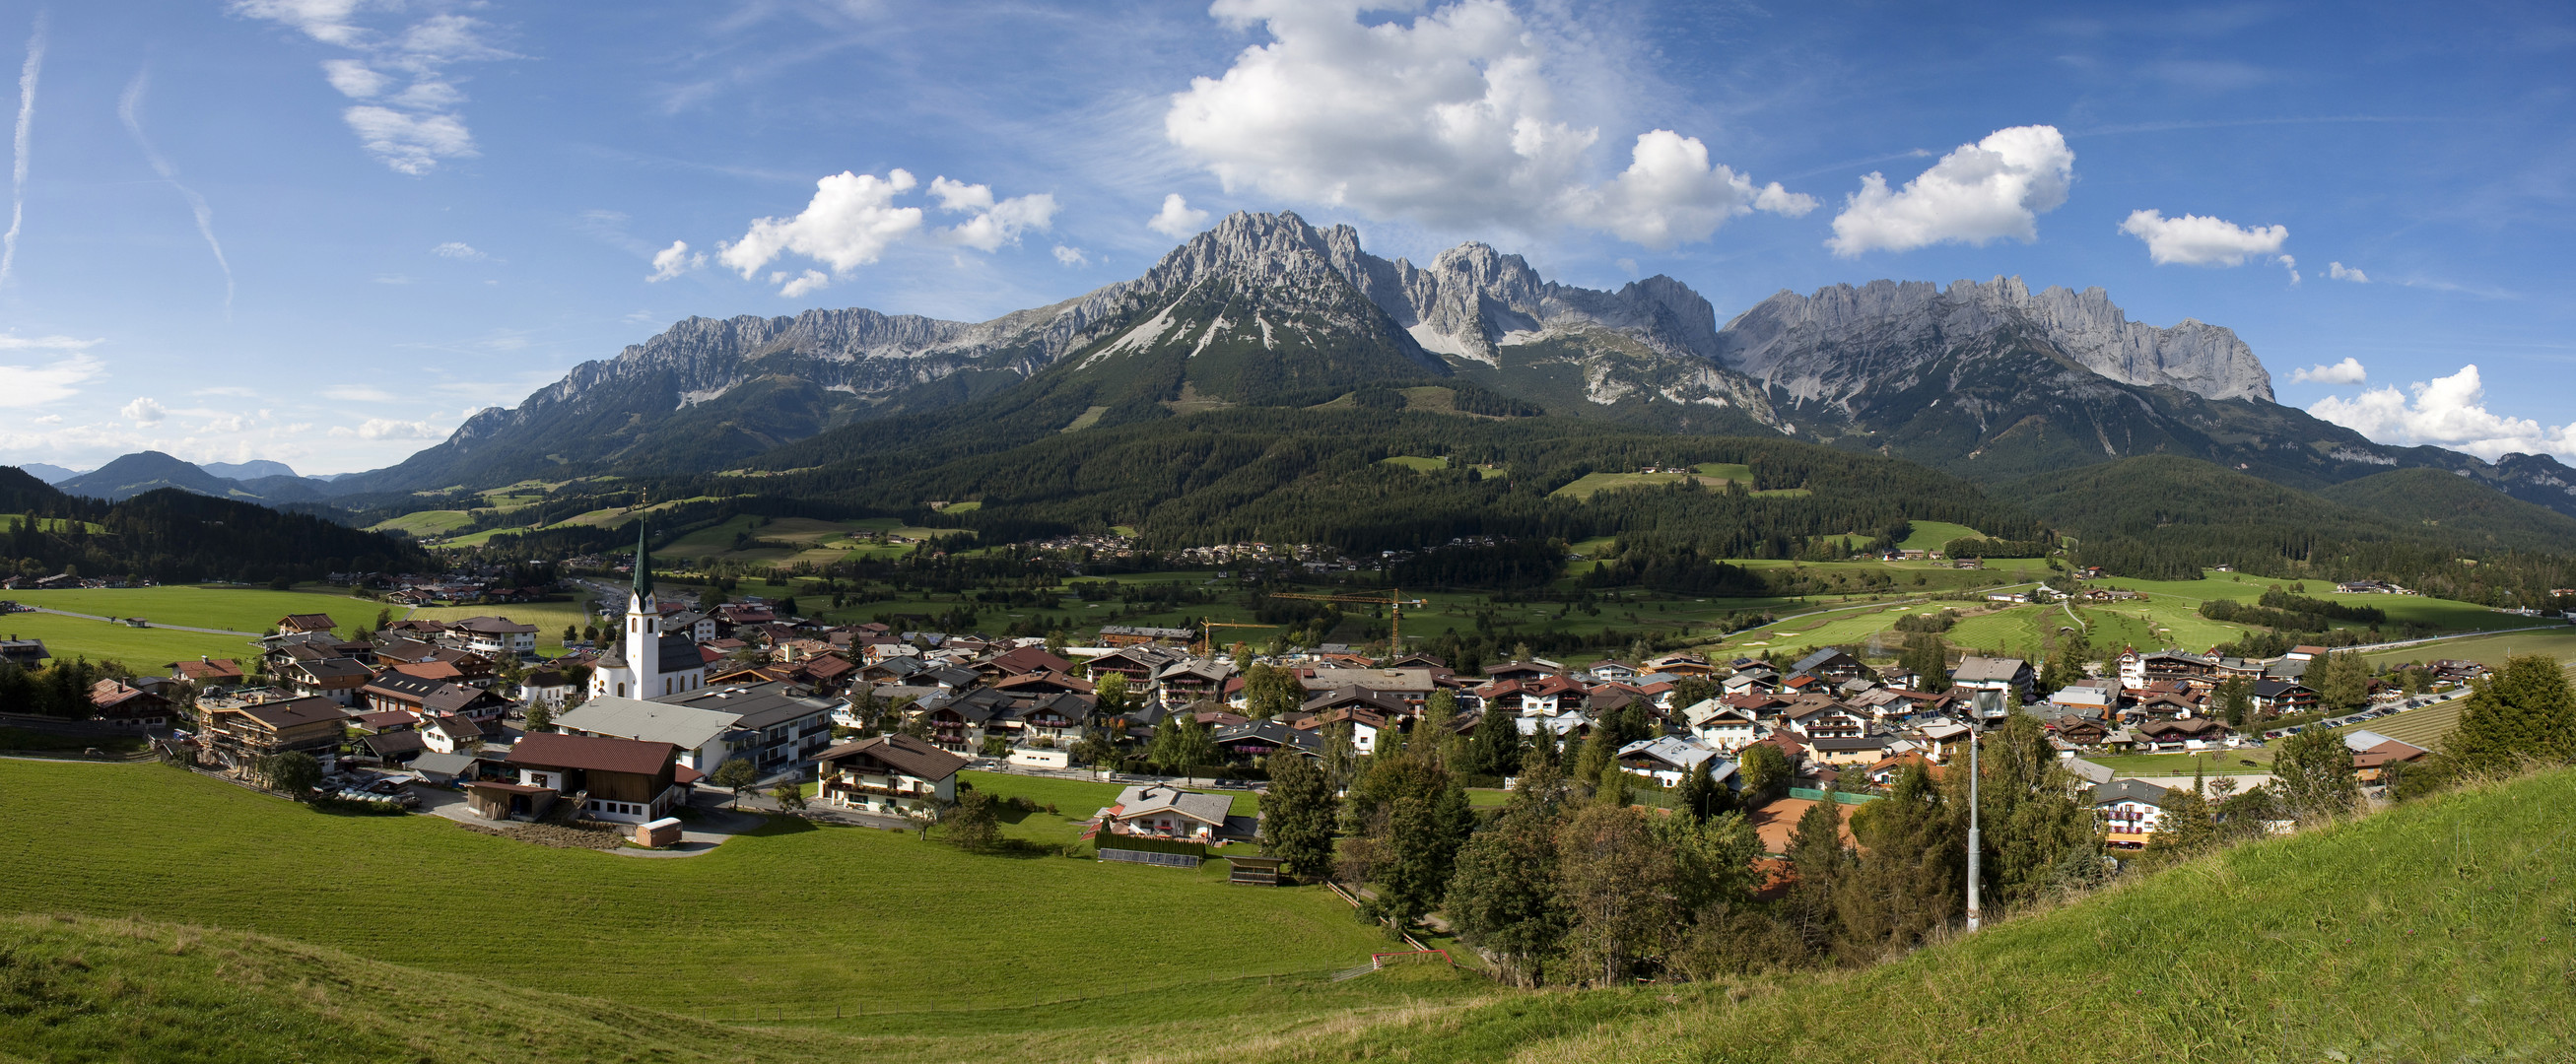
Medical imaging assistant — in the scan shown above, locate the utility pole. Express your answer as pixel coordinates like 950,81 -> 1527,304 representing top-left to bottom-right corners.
1967,689 -> 1996,932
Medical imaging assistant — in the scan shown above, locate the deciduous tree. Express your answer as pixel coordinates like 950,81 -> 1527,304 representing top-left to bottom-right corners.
1260,754 -> 1339,882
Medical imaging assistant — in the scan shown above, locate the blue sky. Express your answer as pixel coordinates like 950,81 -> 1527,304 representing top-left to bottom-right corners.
0,0 -> 2569,474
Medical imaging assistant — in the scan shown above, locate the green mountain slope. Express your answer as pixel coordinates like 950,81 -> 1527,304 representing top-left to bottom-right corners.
1997,454 -> 2576,587
1238,767 -> 2576,1064
2319,466 -> 2576,550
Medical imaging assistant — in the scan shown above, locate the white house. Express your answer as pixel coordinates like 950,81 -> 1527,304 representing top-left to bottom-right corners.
447,616 -> 539,660
814,733 -> 968,817
420,713 -> 484,755
1680,698 -> 1759,751
1614,736 -> 1723,787
1101,784 -> 1233,840
2092,778 -> 2173,848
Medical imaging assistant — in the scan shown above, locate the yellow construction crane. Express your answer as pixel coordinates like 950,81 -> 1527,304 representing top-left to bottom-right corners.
1268,590 -> 1430,653
1196,620 -> 1278,658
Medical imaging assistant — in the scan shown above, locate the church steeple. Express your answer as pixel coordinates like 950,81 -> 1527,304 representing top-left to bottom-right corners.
631,522 -> 653,606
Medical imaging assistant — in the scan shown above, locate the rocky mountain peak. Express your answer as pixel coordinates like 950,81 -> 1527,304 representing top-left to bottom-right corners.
1718,276 -> 2275,404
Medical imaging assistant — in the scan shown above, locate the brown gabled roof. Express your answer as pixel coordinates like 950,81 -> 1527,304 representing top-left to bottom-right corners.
814,733 -> 967,782
987,646 -> 1074,676
278,613 -> 339,632
224,697 -> 348,729
506,732 -> 678,776
170,658 -> 244,681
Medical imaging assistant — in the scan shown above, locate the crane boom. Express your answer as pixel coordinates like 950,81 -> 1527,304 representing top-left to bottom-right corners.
1267,590 -> 1429,655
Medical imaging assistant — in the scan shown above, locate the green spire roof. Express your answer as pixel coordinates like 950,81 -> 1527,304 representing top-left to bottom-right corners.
631,522 -> 652,603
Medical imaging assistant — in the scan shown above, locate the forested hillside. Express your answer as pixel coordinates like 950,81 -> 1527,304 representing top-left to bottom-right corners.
0,474 -> 429,584
2015,455 -> 2576,601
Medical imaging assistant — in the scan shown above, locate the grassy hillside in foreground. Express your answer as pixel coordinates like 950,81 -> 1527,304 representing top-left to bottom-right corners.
0,762 -> 1402,1039
2,768 -> 2570,1063
1245,766 -> 2576,1064
0,912 -> 1492,1064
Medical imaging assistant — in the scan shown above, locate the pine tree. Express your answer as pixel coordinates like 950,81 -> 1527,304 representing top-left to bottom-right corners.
2443,653 -> 2576,774
1781,789 -> 1850,957
1467,698 -> 1523,778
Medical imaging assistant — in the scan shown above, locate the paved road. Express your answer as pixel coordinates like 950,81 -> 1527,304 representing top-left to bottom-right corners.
17,606 -> 263,638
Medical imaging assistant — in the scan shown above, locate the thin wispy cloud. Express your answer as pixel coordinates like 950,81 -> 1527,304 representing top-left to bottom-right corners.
119,67 -> 235,315
229,1 -> 515,175
2,11 -> 44,292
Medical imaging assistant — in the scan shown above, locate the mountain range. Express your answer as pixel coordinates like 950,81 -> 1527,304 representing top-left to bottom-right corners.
26,211 -> 2576,523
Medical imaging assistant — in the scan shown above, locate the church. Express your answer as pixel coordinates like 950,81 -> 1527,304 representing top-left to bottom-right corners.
589,525 -> 708,701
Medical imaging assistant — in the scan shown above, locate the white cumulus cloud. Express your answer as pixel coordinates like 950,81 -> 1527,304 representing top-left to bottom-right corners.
712,168 -> 1051,296
925,175 -> 1057,251
121,397 -> 166,425
2310,365 -> 2576,461
720,170 -> 923,280
430,240 -> 486,260
2290,357 -> 2367,385
2117,209 -> 2288,266
1163,0 -> 1807,248
646,239 -> 703,282
1826,125 -> 2075,256
776,269 -> 830,299
1052,244 -> 1088,267
2329,261 -> 2368,283
1147,193 -> 1211,238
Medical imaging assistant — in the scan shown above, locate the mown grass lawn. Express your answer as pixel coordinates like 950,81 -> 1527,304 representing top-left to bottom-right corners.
2079,749 -> 2272,777
11,585 -> 379,633
0,761 -> 1395,1034
0,610 -> 259,666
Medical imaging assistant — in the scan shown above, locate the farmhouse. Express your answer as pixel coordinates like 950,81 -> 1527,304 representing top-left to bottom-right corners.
487,732 -> 686,825
275,613 -> 339,635
814,733 -> 968,817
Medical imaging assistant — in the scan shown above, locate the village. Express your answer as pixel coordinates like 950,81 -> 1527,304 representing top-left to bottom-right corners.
1,525 -> 2511,871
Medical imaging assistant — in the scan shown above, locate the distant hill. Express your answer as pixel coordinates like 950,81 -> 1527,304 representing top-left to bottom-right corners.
50,451 -> 330,504
2318,466 -> 2576,550
53,451 -> 251,501
199,459 -> 299,480
15,462 -> 81,484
